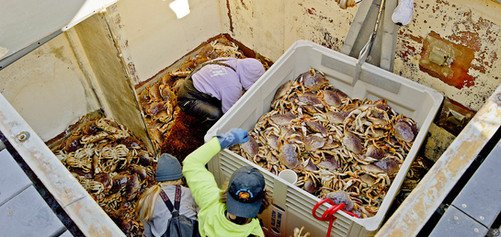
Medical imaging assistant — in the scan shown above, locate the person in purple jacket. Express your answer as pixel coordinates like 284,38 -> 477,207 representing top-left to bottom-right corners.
177,57 -> 265,128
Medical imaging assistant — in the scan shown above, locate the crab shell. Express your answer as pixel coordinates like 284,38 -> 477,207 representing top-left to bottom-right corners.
365,145 -> 385,160
122,136 -> 142,149
279,142 -> 299,169
138,89 -> 151,105
272,80 -> 292,104
393,119 -> 418,143
159,84 -> 175,101
240,135 -> 259,159
326,111 -> 349,124
297,93 -> 323,106
110,173 -> 130,193
318,154 -> 340,170
94,173 -> 112,190
374,157 -> 401,175
148,83 -> 162,101
360,174 -> 376,186
129,164 -> 149,181
136,150 -> 155,166
301,69 -> 328,91
301,158 -> 319,172
146,101 -> 166,116
305,120 -> 328,137
125,174 -> 141,201
304,134 -> 326,151
270,112 -> 296,126
322,89 -> 343,108
63,135 -> 83,152
325,190 -> 355,212
343,131 -> 363,154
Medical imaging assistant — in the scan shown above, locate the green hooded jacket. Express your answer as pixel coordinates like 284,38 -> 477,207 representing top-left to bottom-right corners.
182,137 -> 265,237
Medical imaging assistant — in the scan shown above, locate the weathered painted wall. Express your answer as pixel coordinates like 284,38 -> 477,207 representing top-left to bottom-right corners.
224,0 -> 358,61
224,0 -> 501,111
115,0 -> 223,83
0,34 -> 100,141
393,0 -> 501,111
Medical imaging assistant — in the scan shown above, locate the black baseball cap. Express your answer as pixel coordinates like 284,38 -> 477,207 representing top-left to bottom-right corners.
226,166 -> 266,218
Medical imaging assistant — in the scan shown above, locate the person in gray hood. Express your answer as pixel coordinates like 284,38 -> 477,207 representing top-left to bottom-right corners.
136,153 -> 199,237
177,57 -> 265,129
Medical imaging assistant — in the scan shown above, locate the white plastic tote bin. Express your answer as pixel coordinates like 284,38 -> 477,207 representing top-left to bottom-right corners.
205,40 -> 443,237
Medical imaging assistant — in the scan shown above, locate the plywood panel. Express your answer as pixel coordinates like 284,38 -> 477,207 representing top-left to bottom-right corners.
73,13 -> 152,151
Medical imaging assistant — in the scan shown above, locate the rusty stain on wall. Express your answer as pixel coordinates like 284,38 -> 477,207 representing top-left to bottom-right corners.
240,0 -> 248,10
307,7 -> 315,15
419,31 -> 475,89
226,0 -> 234,33
393,0 -> 501,111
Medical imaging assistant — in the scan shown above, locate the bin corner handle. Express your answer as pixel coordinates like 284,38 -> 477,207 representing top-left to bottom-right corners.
312,199 -> 360,237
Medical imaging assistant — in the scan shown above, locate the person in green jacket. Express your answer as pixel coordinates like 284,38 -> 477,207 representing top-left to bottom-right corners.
182,128 -> 270,237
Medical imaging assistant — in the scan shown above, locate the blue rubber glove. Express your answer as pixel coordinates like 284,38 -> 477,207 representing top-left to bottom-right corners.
216,128 -> 249,149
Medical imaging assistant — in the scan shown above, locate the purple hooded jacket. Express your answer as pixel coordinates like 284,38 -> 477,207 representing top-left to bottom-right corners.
191,57 -> 265,113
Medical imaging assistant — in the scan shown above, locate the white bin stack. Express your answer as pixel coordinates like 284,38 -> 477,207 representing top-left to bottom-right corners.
205,40 -> 443,237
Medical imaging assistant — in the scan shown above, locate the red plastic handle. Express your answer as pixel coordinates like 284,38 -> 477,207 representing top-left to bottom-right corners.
312,199 -> 360,237
312,199 -> 334,220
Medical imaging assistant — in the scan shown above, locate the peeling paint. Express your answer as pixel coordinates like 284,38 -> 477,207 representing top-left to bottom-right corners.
393,0 -> 501,111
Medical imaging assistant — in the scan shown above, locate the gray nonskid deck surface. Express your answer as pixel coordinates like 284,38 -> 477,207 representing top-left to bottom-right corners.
430,138 -> 501,236
0,149 -> 72,237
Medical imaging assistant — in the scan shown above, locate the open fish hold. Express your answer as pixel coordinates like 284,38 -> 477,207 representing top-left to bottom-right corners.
205,41 -> 443,237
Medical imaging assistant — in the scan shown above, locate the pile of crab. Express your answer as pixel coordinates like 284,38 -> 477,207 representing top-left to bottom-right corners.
55,117 -> 156,235
231,69 -> 418,218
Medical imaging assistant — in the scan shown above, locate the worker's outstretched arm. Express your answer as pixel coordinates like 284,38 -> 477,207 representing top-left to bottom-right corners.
182,129 -> 249,210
